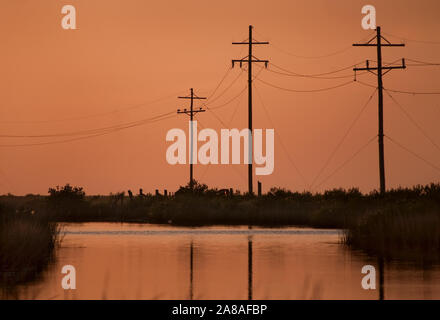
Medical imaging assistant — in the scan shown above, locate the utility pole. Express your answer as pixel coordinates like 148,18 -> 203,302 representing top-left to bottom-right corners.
232,25 -> 269,195
177,88 -> 206,190
353,26 -> 406,195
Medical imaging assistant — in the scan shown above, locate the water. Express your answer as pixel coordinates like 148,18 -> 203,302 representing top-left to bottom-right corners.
5,223 -> 440,299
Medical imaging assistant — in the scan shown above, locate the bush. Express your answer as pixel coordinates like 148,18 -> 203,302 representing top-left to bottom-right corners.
47,184 -> 88,220
48,184 -> 85,203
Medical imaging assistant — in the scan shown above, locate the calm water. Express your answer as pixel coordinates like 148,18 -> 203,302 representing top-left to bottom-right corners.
4,223 -> 440,299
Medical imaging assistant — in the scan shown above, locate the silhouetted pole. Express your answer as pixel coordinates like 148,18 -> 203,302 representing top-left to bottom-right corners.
353,26 -> 406,195
248,25 -> 253,197
232,25 -> 269,195
178,89 -> 206,189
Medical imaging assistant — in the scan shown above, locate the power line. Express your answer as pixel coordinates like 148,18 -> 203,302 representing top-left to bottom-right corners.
268,59 -> 396,81
207,66 -> 264,112
383,87 -> 440,95
270,61 -> 365,77
227,89 -> 246,127
205,66 -> 265,130
0,111 -> 176,138
406,58 -> 440,66
207,86 -> 247,111
204,68 -> 245,107
205,67 -> 233,100
256,77 -> 354,93
385,135 -> 440,173
206,74 -> 254,130
0,114 -> 177,147
157,65 -> 244,129
207,84 -> 247,129
196,119 -> 248,186
205,85 -> 247,128
253,83 -> 310,190
0,90 -> 185,125
206,107 -> 228,128
356,79 -> 440,95
310,88 -> 377,189
203,44 -> 248,104
269,42 -> 353,59
0,131 -> 116,147
314,135 -> 377,190
383,32 -> 440,45
355,80 -> 377,89
0,66 -> 248,148
265,65 -> 367,80
384,89 -> 440,154
255,30 -> 375,59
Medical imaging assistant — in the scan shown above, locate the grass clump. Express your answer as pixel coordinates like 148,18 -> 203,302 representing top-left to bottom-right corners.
343,200 -> 440,262
0,204 -> 59,289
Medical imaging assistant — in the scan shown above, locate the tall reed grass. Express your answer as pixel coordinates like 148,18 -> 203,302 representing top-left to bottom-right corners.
343,201 -> 440,261
0,205 -> 59,289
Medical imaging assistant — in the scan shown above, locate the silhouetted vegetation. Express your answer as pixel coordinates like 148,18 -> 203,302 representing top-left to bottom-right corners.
1,182 -> 440,263
343,200 -> 440,262
47,184 -> 87,220
0,202 -> 59,292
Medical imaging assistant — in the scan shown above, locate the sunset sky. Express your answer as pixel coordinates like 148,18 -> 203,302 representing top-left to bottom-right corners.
1,0 -> 440,195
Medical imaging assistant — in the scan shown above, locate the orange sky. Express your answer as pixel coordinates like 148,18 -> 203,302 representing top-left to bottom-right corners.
1,0 -> 440,195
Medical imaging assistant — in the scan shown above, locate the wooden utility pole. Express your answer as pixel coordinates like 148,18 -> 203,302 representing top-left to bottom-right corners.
232,25 -> 269,195
177,88 -> 206,189
353,26 -> 406,195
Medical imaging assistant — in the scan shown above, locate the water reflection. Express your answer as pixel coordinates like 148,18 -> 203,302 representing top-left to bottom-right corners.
248,235 -> 253,300
188,234 -> 254,300
378,257 -> 385,300
189,241 -> 193,300
2,223 -> 440,300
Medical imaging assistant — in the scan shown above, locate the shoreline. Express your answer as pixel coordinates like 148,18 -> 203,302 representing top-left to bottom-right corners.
1,182 -> 440,273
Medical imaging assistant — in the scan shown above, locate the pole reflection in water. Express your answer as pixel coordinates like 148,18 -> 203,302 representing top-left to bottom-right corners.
190,240 -> 194,300
378,256 -> 385,300
248,235 -> 253,300
6,223 -> 439,300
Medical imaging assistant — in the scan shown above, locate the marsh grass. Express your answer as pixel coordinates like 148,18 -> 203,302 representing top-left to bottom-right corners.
0,206 -> 60,289
1,182 -> 440,263
343,201 -> 440,262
